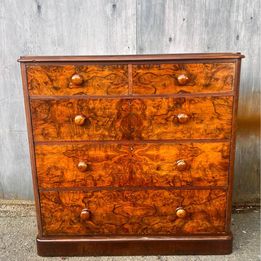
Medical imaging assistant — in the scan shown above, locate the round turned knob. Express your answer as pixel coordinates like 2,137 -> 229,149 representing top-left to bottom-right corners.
177,113 -> 189,124
176,160 -> 188,171
71,74 -> 84,85
176,207 -> 186,218
80,209 -> 91,221
177,74 -> 190,85
74,115 -> 86,126
77,161 -> 89,172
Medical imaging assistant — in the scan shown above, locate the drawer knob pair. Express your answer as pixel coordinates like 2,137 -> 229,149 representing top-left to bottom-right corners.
71,74 -> 84,85
176,207 -> 187,218
177,74 -> 190,85
80,208 -> 91,221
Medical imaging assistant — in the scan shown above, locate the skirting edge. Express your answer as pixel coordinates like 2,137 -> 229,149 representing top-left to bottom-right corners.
37,234 -> 233,256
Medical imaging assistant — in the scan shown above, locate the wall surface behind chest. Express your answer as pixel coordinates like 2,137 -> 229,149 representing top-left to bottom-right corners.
0,0 -> 260,204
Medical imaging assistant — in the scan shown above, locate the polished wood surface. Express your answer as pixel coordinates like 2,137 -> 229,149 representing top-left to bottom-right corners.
130,97 -> 233,140
19,53 -> 244,256
35,142 -> 229,189
18,52 -> 244,62
132,63 -> 235,94
27,65 -> 128,96
40,189 -> 226,236
31,96 -> 232,141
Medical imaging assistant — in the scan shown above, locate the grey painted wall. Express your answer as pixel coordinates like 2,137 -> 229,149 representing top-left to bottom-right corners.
0,0 -> 260,203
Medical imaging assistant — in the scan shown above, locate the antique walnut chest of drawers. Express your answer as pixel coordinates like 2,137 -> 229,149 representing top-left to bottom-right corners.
18,53 -> 244,256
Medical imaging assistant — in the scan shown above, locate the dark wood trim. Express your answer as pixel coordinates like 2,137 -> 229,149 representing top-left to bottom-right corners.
34,138 -> 231,146
19,58 -> 239,66
29,92 -> 234,100
128,64 -> 133,95
38,185 -> 228,193
225,59 -> 242,232
36,234 -> 233,256
20,64 -> 43,236
18,52 -> 244,62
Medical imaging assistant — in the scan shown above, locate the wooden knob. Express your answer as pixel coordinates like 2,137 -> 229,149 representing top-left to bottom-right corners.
80,209 -> 91,221
176,207 -> 186,218
176,160 -> 188,171
177,113 -> 189,124
77,161 -> 89,172
74,115 -> 86,126
177,74 -> 190,85
71,74 -> 84,85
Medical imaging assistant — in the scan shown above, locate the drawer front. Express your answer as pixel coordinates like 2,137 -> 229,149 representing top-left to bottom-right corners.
27,65 -> 128,96
132,63 -> 235,95
130,96 -> 233,140
40,190 -> 226,236
30,99 -> 131,141
36,142 -> 229,189
31,97 -> 232,141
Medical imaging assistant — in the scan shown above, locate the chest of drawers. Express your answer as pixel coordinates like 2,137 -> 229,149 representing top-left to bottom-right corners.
18,53 -> 244,256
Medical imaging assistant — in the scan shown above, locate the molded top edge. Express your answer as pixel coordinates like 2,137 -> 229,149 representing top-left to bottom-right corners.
18,53 -> 245,62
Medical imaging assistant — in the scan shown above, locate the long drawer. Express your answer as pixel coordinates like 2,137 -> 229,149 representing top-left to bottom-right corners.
30,96 -> 233,141
36,142 -> 230,189
40,189 -> 227,236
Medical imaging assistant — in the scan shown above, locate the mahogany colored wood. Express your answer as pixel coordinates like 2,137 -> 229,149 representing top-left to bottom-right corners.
18,52 -> 244,62
18,53 -> 244,256
132,63 -> 235,95
36,235 -> 233,256
35,142 -> 230,189
40,189 -> 226,236
30,96 -> 232,141
27,64 -> 128,96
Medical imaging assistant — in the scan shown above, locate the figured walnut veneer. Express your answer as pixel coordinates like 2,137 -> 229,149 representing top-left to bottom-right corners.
40,189 -> 226,236
19,53 -> 243,256
31,96 -> 233,141
36,142 -> 230,189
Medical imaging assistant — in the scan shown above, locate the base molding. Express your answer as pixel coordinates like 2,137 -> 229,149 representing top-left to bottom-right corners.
37,234 -> 233,256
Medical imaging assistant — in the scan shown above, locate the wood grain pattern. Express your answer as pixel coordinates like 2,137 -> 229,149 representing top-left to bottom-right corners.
130,97 -> 233,140
36,142 -> 230,189
30,99 -> 131,141
30,96 -> 233,141
40,189 -> 227,236
132,63 -> 235,95
27,65 -> 128,96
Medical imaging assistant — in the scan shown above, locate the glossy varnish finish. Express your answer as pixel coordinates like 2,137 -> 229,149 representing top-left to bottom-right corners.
19,53 -> 244,256
36,142 -> 230,189
40,189 -> 226,236
27,64 -> 129,96
132,63 -> 235,95
30,96 -> 233,141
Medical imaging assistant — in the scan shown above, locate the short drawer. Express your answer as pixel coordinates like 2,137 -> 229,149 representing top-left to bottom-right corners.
27,64 -> 128,96
36,142 -> 230,189
40,189 -> 227,236
132,63 -> 235,95
30,96 -> 233,141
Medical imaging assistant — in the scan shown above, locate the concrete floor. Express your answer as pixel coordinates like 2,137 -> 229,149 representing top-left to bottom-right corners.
0,200 -> 260,261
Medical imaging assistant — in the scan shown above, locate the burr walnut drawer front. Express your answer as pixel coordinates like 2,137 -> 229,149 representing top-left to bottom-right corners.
40,189 -> 227,236
27,64 -> 129,96
132,63 -> 235,95
36,142 -> 230,189
30,96 -> 233,141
